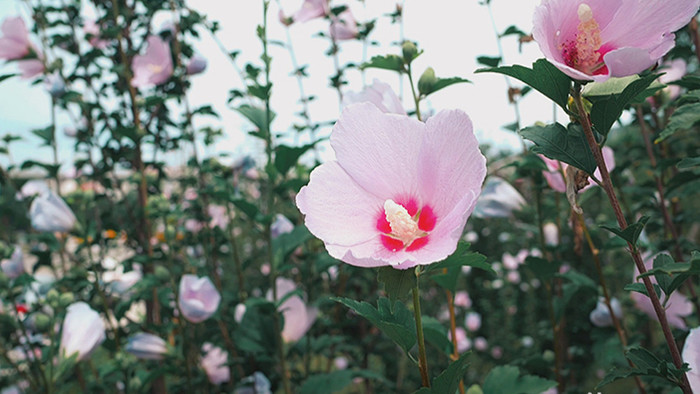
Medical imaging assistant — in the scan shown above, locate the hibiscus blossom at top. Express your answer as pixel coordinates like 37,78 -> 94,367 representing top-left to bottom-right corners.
296,103 -> 486,269
532,0 -> 700,82
0,17 -> 44,79
131,36 -> 173,88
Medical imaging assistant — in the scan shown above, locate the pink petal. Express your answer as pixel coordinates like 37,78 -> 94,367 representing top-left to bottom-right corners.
0,17 -> 30,59
17,59 -> 44,79
343,79 -> 406,115
132,36 -> 173,88
683,327 -> 700,393
293,0 -> 329,23
601,47 -> 656,78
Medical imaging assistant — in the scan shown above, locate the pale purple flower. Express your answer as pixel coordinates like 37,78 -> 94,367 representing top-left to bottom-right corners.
296,103 -> 486,269
1,246 -> 24,279
491,346 -> 503,359
83,20 -> 108,49
658,58 -> 687,101
60,302 -> 105,360
29,191 -> 77,233
503,250 -> 529,270
271,214 -> 294,238
448,327 -> 471,353
44,73 -> 65,97
474,337 -> 488,351
178,275 -> 221,323
131,36 -> 173,88
473,177 -> 526,218
533,0 -> 700,82
102,262 -> 142,295
329,8 -> 358,41
267,278 -> 317,343
682,326 -> 700,393
184,219 -> 203,233
186,54 -> 207,75
208,205 -> 229,230
334,356 -> 349,370
465,312 -> 481,332
200,343 -> 230,385
506,270 -> 521,284
293,0 -> 329,23
234,303 -> 246,323
343,79 -> 406,115
17,59 -> 44,79
18,179 -> 49,199
126,332 -> 167,360
631,253 -> 693,329
589,297 -> 622,327
453,291 -> 472,308
0,17 -> 31,60
543,222 -> 559,246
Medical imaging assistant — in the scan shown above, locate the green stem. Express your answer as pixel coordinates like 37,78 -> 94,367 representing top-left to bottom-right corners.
412,281 -> 430,387
406,64 -> 422,121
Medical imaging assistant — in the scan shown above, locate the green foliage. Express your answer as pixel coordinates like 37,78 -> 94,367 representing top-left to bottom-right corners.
413,353 -> 470,394
361,54 -> 405,73
598,346 -> 690,389
476,58 -> 572,111
519,122 -> 597,175
378,266 -> 416,301
299,370 -> 390,394
600,216 -> 649,248
482,365 -> 557,394
656,101 -> 700,142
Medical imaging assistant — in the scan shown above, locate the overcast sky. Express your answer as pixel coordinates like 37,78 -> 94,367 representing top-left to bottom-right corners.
0,0 -> 563,172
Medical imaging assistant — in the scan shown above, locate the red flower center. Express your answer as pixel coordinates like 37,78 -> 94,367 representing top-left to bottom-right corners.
376,198 -> 436,252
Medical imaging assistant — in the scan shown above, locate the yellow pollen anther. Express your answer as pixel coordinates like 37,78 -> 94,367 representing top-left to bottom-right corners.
384,199 -> 421,244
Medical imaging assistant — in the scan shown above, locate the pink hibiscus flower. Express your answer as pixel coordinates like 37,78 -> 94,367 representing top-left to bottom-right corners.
540,146 -> 615,193
131,36 -> 173,88
329,8 -> 359,41
343,79 -> 406,115
683,326 -> 700,392
293,0 -> 329,23
533,0 -> 700,82
0,17 -> 44,79
296,103 -> 486,269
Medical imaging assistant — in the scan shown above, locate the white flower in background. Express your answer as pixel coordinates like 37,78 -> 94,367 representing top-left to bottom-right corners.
60,302 -> 105,360
178,275 -> 221,323
126,332 -> 168,360
200,343 -> 230,384
29,191 -> 77,232
589,297 -> 623,327
1,246 -> 24,279
473,177 -> 526,218
270,214 -> 294,238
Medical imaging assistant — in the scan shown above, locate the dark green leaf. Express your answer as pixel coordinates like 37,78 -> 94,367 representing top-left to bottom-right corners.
378,266 -> 416,301
275,143 -> 316,175
414,353 -> 471,394
235,105 -> 275,133
272,225 -> 312,268
678,157 -> 700,169
656,102 -> 700,142
476,56 -> 501,67
360,54 -> 405,72
31,126 -> 54,146
598,346 -> 689,388
299,370 -> 389,394
500,25 -> 527,37
422,317 -> 453,355
425,77 -> 471,97
588,73 -> 659,135
624,282 -> 662,299
482,365 -> 557,394
524,256 -> 559,281
231,198 -> 260,221
475,59 -> 572,111
600,216 -> 649,246
426,242 -> 492,275
0,73 -> 17,84
519,122 -> 597,175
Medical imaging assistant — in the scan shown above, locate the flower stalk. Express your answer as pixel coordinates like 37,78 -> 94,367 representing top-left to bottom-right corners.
412,276 -> 430,387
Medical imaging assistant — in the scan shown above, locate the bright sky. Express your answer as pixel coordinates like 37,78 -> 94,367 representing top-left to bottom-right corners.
0,0 -> 563,172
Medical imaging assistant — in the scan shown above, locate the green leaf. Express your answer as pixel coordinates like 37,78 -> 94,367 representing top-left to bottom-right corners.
299,370 -> 389,394
519,122 -> 597,175
360,54 -> 405,72
333,297 -> 416,354
588,73 -> 659,135
235,105 -> 275,133
274,143 -> 316,175
476,56 -> 501,67
427,242 -> 492,274
500,25 -> 527,38
582,74 -> 663,101
598,346 -> 689,389
236,301 -> 278,354
414,353 -> 471,394
31,126 -> 54,146
600,216 -> 649,246
482,365 -> 557,394
192,105 -> 220,118
623,282 -> 662,299
677,156 -> 700,169
425,76 -> 471,97
0,73 -> 17,84
475,58 -> 572,111
378,266 -> 416,301
422,317 -> 453,355
656,102 -> 700,142
231,198 -> 260,221
638,251 -> 700,297
272,225 -> 312,268
524,256 -> 559,281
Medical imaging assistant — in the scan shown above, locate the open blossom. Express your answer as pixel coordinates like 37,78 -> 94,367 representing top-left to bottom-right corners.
473,177 -> 526,218
453,291 -> 472,309
0,17 -> 44,78
533,0 -> 700,82
540,147 -> 615,193
267,278 -> 317,343
683,326 -> 700,393
448,327 -> 471,353
1,246 -> 24,279
329,8 -> 359,41
126,332 -> 168,360
178,275 -> 221,323
343,79 -> 406,115
657,58 -> 687,102
60,302 -> 106,360
131,36 -> 173,88
293,0 -> 329,23
297,103 -> 486,269
200,343 -> 230,385
631,253 -> 692,329
29,191 -> 77,233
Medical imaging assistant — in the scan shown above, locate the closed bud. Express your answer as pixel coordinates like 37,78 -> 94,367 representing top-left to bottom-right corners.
417,67 -> 437,97
46,289 -> 59,307
59,292 -> 74,308
33,313 -> 51,332
154,265 -> 170,282
0,272 -> 8,289
401,41 -> 418,64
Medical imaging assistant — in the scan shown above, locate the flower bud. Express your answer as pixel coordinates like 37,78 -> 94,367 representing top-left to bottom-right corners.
46,289 -> 59,307
125,332 -> 168,360
178,275 -> 221,323
417,67 -> 437,97
33,312 -> 51,332
60,302 -> 105,360
154,265 -> 170,282
59,292 -> 74,308
402,41 -> 418,63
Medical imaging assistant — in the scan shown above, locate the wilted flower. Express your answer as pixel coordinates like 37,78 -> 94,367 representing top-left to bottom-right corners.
131,36 -> 173,88
329,8 -> 359,41
682,326 -> 700,393
126,332 -> 168,360
60,302 -> 105,360
343,79 -> 406,115
473,177 -> 526,218
29,191 -> 77,233
200,343 -> 230,385
631,253 -> 692,329
186,54 -> 207,75
271,214 -> 294,238
296,103 -> 486,269
532,0 -> 700,82
178,275 -> 221,323
1,246 -> 24,279
267,278 -> 317,343
465,312 -> 481,332
589,297 -> 622,327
